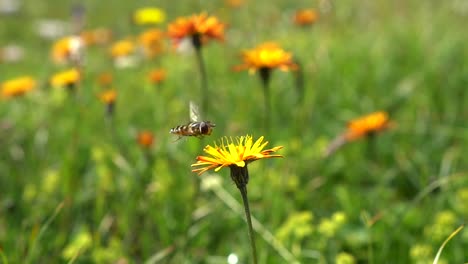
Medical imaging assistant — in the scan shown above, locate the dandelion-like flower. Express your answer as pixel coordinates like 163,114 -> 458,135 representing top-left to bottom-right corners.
98,89 -> 117,116
1,76 -> 36,98
148,68 -> 166,85
110,39 -> 135,58
192,135 -> 282,264
133,7 -> 166,25
50,68 -> 81,90
324,111 -> 393,157
168,13 -> 225,49
235,42 -> 297,75
344,111 -> 391,141
138,29 -> 165,58
51,36 -> 84,65
137,131 -> 154,148
80,28 -> 112,46
293,9 -> 319,27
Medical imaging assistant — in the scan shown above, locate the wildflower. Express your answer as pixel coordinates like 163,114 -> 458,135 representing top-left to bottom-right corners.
50,68 -> 81,90
344,111 -> 392,141
235,42 -> 297,75
137,131 -> 154,148
133,7 -> 166,25
168,13 -> 225,49
109,39 -> 138,68
97,72 -> 113,88
225,0 -> 244,8
148,68 -> 166,85
1,76 -> 36,98
109,39 -> 135,58
335,252 -> 356,264
0,44 -> 24,63
293,9 -> 319,27
98,89 -> 117,116
138,29 -> 164,58
80,28 -> 112,46
36,19 -> 67,40
192,135 -> 282,264
51,36 -> 84,65
192,135 -> 283,177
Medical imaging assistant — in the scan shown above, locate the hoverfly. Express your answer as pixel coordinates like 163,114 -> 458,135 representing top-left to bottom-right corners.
170,101 -> 215,140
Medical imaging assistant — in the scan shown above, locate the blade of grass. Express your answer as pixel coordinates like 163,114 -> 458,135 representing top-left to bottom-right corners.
433,224 -> 464,264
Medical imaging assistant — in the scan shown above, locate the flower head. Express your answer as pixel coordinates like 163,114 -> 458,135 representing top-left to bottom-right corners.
192,135 -> 283,175
80,28 -> 112,46
235,42 -> 297,74
293,9 -> 319,27
51,36 -> 84,65
168,13 -> 225,48
148,68 -> 166,84
1,76 -> 36,98
50,68 -> 81,88
344,111 -> 392,141
133,7 -> 166,25
110,39 -> 135,58
137,130 -> 154,148
98,89 -> 117,105
138,29 -> 165,58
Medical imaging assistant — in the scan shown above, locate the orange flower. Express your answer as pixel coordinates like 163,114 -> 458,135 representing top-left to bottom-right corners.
1,76 -> 36,98
98,89 -> 117,104
97,72 -> 113,87
138,29 -> 165,58
235,42 -> 297,74
137,131 -> 154,148
168,13 -> 225,47
344,111 -> 392,141
225,0 -> 244,8
80,28 -> 112,46
109,39 -> 135,58
148,68 -> 166,84
50,68 -> 81,88
51,36 -> 84,64
293,9 -> 319,26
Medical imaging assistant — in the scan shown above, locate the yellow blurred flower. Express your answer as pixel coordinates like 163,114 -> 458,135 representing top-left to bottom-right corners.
133,7 -> 166,25
225,0 -> 245,8
168,13 -> 225,48
344,111 -> 392,141
51,36 -> 84,65
148,68 -> 166,85
293,9 -> 319,26
1,76 -> 36,98
335,252 -> 356,264
50,68 -> 81,88
98,89 -> 117,105
192,135 -> 283,175
109,39 -> 135,58
138,28 -> 165,58
235,42 -> 297,74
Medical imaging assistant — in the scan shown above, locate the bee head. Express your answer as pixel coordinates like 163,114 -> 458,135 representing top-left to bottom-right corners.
200,121 -> 214,135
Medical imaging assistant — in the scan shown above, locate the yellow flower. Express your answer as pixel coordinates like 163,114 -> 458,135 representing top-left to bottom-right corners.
50,68 -> 81,88
51,36 -> 84,65
168,13 -> 225,47
192,135 -> 283,175
235,42 -> 297,74
293,9 -> 319,26
80,28 -> 112,46
1,76 -> 36,98
109,39 -> 135,58
133,7 -> 166,25
138,29 -> 165,58
344,111 -> 392,141
98,89 -> 117,104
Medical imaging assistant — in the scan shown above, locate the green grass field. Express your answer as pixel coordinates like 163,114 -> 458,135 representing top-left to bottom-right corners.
1,0 -> 467,263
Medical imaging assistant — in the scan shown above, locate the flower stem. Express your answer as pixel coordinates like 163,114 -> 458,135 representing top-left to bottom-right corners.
194,45 -> 208,114
238,185 -> 258,264
259,68 -> 271,133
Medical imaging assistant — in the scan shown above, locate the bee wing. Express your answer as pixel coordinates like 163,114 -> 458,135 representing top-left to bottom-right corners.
189,101 -> 201,122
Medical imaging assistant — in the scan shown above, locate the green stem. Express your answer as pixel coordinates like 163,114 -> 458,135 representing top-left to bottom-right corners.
238,185 -> 258,264
259,68 -> 271,133
195,46 -> 208,114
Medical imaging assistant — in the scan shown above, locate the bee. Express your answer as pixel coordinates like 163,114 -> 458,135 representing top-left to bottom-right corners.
170,101 -> 215,140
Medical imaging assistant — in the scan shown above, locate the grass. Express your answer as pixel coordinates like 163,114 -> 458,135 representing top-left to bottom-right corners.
1,0 -> 467,263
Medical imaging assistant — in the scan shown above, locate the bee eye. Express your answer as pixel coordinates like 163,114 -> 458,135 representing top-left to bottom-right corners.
200,122 -> 209,134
